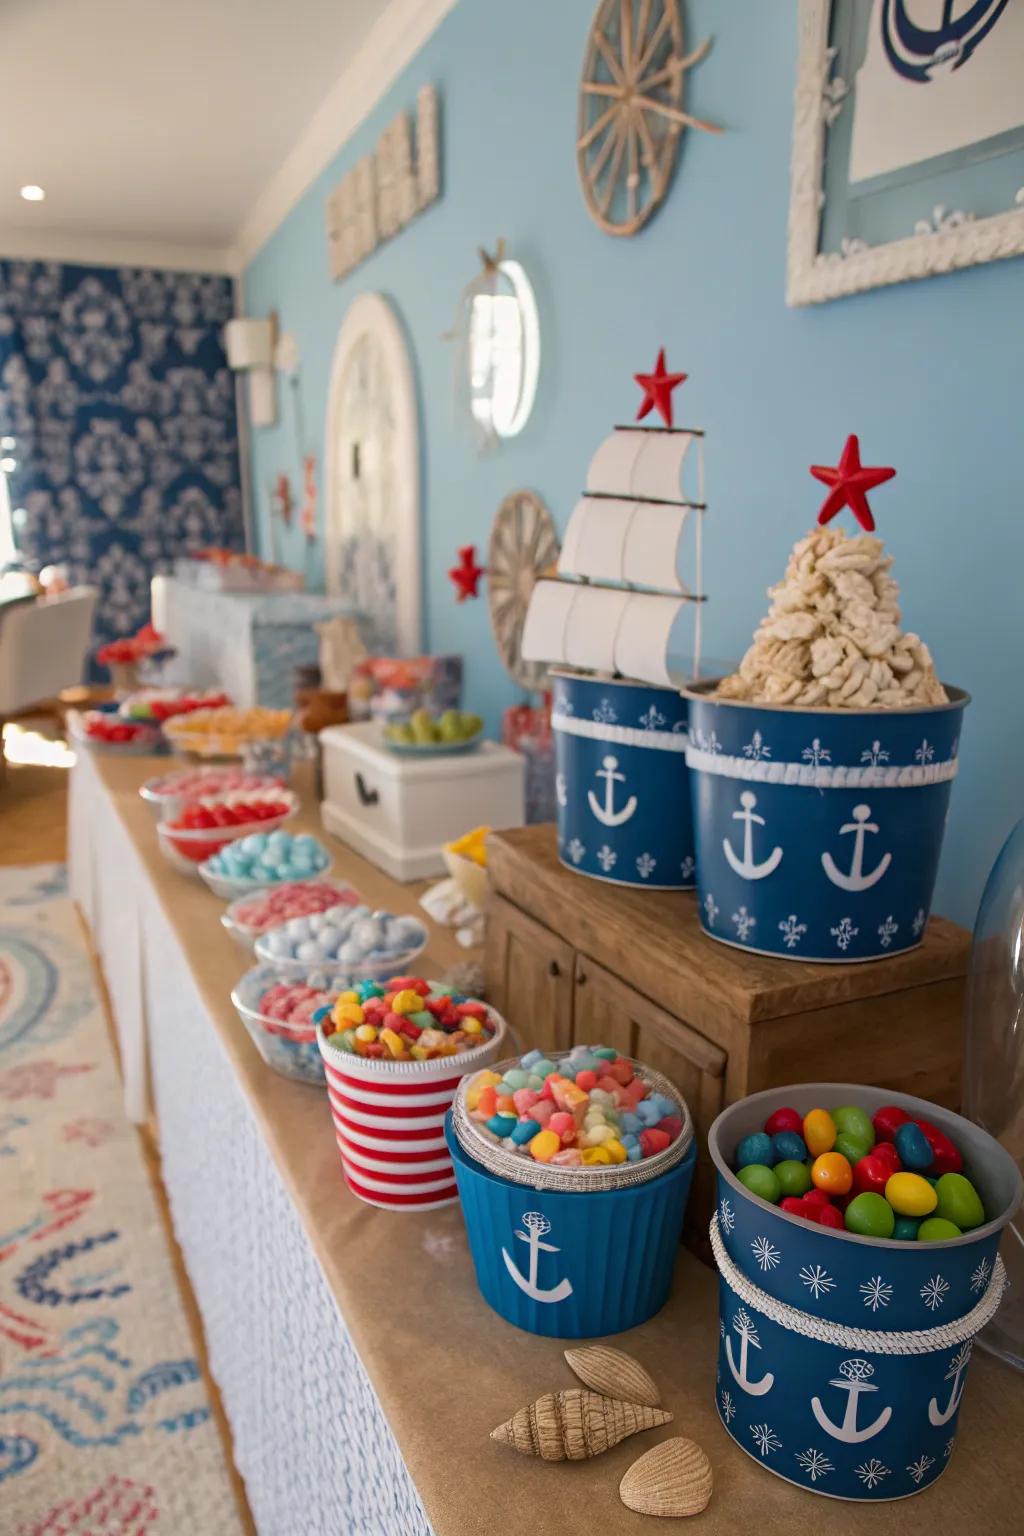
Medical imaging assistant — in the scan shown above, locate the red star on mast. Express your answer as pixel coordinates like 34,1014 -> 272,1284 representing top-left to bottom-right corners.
634,348 -> 687,429
448,545 -> 484,602
810,434 -> 896,532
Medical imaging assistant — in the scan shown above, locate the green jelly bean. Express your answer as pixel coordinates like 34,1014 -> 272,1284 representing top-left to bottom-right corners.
918,1216 -> 962,1242
336,1029 -> 357,1053
593,1047 -> 618,1061
834,1131 -> 872,1165
934,1172 -> 985,1230
833,1105 -> 875,1148
892,1216 -> 921,1240
844,1191 -> 895,1239
737,1164 -> 781,1204
775,1159 -> 812,1197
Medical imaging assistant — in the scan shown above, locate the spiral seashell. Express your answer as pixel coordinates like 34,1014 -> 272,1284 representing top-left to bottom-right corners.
563,1345 -> 661,1408
619,1437 -> 713,1517
490,1389 -> 672,1461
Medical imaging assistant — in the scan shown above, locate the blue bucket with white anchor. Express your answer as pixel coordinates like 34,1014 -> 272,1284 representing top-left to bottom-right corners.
445,1055 -> 696,1337
709,1086 -> 1022,1501
683,683 -> 968,960
552,670 -> 694,889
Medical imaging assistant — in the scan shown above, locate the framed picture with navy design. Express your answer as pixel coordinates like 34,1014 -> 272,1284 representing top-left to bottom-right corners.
788,0 -> 1024,304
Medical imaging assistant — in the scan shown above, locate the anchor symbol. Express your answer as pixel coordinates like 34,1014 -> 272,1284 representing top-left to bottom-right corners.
723,792 -> 783,881
501,1212 -> 573,1304
821,804 -> 892,892
555,772 -> 567,809
811,1358 -> 892,1444
725,1308 -> 774,1397
587,756 -> 637,828
928,1342 -> 971,1427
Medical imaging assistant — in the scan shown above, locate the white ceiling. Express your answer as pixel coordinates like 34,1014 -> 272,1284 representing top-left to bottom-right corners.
0,0 -> 454,273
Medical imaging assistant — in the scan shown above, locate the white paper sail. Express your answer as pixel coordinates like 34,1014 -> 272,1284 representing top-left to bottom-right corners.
558,496 -> 698,594
586,428 -> 693,503
521,580 -> 702,689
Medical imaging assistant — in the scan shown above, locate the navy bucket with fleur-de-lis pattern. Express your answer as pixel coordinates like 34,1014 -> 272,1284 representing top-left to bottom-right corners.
683,683 -> 969,961
709,1086 -> 1023,1502
551,671 -> 695,889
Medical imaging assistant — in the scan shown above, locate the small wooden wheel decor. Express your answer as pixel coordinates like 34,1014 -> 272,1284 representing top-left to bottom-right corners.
578,0 -> 720,237
447,490 -> 560,692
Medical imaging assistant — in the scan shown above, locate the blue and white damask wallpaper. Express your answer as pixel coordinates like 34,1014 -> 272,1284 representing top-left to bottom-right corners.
0,260 -> 243,677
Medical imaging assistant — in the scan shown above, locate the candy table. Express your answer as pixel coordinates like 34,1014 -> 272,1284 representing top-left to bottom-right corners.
68,750 -> 1024,1535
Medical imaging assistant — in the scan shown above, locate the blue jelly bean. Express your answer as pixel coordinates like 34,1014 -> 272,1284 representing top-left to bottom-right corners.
487,1114 -> 517,1139
895,1121 -> 933,1172
736,1132 -> 774,1168
621,1112 -> 642,1135
771,1131 -> 807,1163
622,1132 -> 639,1149
510,1119 -> 541,1146
627,1145 -> 642,1162
520,1049 -> 542,1068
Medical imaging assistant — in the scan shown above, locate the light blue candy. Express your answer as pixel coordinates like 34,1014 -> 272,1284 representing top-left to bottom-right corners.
627,1145 -> 643,1162
520,1050 -> 543,1068
511,1119 -> 541,1145
621,1112 -> 642,1135
571,1052 -> 603,1073
503,1069 -> 529,1091
487,1113 -> 517,1139
241,833 -> 267,856
622,1132 -> 639,1149
527,1074 -> 544,1091
636,1100 -> 661,1126
735,1131 -> 774,1168
534,1059 -> 557,1079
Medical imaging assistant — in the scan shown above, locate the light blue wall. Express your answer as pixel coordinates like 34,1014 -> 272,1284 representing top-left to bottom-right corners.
244,0 -> 1024,928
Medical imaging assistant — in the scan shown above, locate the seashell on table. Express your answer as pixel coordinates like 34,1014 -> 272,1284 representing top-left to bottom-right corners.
619,1436 -> 713,1518
490,1389 -> 671,1461
563,1344 -> 661,1408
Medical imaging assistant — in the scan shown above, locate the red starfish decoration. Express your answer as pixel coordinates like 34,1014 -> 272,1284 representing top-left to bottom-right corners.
448,545 -> 484,602
634,348 -> 687,428
810,434 -> 896,532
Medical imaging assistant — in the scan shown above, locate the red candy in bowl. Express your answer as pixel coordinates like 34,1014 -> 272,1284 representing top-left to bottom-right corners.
155,787 -> 298,875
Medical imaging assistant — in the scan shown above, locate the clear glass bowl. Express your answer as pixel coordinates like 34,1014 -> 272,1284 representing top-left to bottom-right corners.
231,964 -> 336,1084
253,913 -> 428,984
964,816 -> 1024,1372
139,769 -> 285,821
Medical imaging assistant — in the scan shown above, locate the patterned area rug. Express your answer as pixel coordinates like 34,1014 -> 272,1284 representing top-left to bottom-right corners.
0,865 -> 243,1534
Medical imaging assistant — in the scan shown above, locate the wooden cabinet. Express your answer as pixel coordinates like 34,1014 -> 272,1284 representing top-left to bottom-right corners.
485,825 -> 971,1253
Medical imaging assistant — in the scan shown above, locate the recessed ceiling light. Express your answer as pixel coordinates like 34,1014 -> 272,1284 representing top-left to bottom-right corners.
20,184 -> 45,202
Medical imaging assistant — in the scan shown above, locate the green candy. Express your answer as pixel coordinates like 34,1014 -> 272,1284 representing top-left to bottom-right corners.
918,1216 -> 963,1242
844,1191 -> 895,1239
833,1105 -> 875,1149
737,1164 -> 781,1204
892,1216 -> 921,1240
775,1159 -> 812,1197
834,1131 -> 873,1165
593,1047 -> 618,1061
934,1172 -> 985,1230
334,1028 -> 357,1053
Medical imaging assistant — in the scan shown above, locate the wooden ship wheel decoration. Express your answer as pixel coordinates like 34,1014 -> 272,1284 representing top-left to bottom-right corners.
578,0 -> 721,237
448,490 -> 560,693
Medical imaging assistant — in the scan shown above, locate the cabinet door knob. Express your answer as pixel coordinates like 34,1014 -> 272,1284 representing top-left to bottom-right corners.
577,969 -> 587,986
548,959 -> 560,978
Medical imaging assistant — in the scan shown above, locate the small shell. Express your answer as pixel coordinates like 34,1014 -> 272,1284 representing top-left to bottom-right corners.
563,1345 -> 661,1408
490,1389 -> 671,1461
620,1437 -> 713,1518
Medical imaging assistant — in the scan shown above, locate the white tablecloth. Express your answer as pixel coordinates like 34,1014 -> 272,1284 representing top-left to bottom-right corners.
67,752 -> 432,1534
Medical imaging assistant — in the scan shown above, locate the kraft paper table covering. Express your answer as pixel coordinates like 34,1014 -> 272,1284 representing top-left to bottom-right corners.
77,752 -> 1024,1535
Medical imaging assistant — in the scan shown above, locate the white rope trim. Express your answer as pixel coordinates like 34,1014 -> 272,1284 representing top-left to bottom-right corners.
710,1214 -> 1006,1355
552,714 -> 688,752
687,746 -> 958,788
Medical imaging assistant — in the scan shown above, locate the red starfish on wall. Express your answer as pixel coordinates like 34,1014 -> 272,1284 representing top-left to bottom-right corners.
634,348 -> 687,428
448,545 -> 484,602
810,434 -> 896,532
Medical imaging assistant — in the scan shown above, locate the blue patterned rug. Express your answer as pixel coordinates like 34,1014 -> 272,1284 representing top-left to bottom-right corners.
0,866 -> 243,1534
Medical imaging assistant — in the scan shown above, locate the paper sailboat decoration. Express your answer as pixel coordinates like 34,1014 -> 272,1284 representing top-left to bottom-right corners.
521,423 -> 706,689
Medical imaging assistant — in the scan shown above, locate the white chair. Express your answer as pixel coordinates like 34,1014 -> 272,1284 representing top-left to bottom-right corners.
0,586 -> 98,718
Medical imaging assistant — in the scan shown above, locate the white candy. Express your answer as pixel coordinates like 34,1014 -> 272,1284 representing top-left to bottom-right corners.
317,925 -> 344,956
286,917 -> 312,941
351,918 -> 385,950
338,940 -> 364,966
295,940 -> 323,963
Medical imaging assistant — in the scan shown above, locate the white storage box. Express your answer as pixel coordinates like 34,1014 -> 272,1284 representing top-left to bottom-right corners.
319,723 -> 526,881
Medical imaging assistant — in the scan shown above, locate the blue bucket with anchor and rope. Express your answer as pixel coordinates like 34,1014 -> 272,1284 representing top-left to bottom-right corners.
683,683 -> 968,960
708,1086 -> 1022,1501
445,1054 -> 697,1338
551,670 -> 695,889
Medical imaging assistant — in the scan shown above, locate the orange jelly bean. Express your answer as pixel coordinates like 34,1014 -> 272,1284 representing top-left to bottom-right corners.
803,1107 -> 837,1158
812,1150 -> 853,1196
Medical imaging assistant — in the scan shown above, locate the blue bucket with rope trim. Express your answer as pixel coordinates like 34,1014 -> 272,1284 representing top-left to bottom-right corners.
708,1085 -> 1022,1501
552,671 -> 694,889
683,682 -> 968,960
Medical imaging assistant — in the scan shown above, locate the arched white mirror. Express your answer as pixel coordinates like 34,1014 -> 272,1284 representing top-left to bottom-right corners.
324,292 -> 421,654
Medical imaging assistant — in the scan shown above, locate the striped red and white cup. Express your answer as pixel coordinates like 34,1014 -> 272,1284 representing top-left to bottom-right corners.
317,1003 -> 508,1210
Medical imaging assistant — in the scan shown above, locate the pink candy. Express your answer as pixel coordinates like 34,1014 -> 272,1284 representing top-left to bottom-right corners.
259,982 -> 334,1025
234,882 -> 359,932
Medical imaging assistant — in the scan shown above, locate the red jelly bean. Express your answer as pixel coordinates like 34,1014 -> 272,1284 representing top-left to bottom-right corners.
873,1105 -> 910,1143
780,1196 -> 809,1216
815,1204 -> 845,1230
639,1128 -> 671,1157
853,1153 -> 892,1197
871,1139 -> 901,1171
764,1107 -> 803,1137
915,1120 -> 964,1175
803,1188 -> 831,1208
605,1058 -> 635,1086
574,1069 -> 598,1093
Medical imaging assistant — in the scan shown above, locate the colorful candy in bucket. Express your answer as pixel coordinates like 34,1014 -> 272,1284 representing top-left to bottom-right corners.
316,980 -> 507,1211
447,1048 -> 696,1337
709,1085 -> 1023,1500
